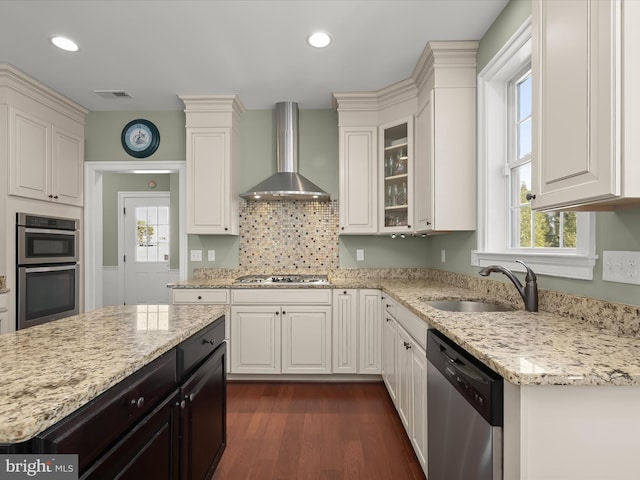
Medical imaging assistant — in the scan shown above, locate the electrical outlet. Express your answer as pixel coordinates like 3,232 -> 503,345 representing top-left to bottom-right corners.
602,251 -> 640,285
441,249 -> 446,263
356,249 -> 365,262
190,249 -> 202,262
208,250 -> 216,261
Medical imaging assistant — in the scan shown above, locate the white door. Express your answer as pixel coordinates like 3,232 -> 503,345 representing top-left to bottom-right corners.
121,194 -> 171,305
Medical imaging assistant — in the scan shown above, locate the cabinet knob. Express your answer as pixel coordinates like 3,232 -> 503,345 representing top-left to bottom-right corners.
426,221 -> 431,226
186,393 -> 195,402
343,290 -> 347,295
282,310 -> 286,315
386,317 -> 392,322
341,226 -> 345,230
526,193 -> 536,201
130,396 -> 145,409
224,227 -> 228,231
407,225 -> 411,229
403,341 -> 411,350
53,195 -> 59,199
275,311 -> 279,315
197,295 -> 202,300
179,400 -> 186,409
48,194 -> 53,199
386,304 -> 392,308
202,338 -> 216,345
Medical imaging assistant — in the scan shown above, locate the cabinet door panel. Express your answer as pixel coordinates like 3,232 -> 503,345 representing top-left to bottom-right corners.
532,0 -> 618,208
231,307 -> 280,373
359,289 -> 382,374
382,315 -> 398,404
339,127 -> 378,233
332,290 -> 358,373
282,306 -> 332,374
186,128 -> 230,234
181,344 -> 226,480
52,127 -> 83,206
9,108 -> 49,200
411,343 -> 428,473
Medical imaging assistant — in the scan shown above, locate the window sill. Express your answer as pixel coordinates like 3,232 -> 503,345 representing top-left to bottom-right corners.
471,250 -> 598,281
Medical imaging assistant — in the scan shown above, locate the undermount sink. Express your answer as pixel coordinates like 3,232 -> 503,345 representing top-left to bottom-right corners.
425,300 -> 513,312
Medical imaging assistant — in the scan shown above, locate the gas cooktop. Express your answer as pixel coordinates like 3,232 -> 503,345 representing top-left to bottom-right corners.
235,274 -> 330,285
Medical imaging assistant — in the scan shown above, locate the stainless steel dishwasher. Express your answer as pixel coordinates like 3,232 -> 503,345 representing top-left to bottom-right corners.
427,329 -> 503,480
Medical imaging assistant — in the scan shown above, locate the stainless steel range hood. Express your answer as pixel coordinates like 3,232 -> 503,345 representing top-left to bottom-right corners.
240,102 -> 330,201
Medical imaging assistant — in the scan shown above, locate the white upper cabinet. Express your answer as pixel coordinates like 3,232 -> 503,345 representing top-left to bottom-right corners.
180,94 -> 244,234
334,41 -> 477,235
1,65 -> 86,207
333,94 -> 379,234
413,41 -> 478,233
531,0 -> 640,210
380,117 -> 414,234
333,81 -> 417,235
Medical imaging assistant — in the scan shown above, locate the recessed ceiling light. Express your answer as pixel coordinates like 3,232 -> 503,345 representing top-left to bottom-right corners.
307,32 -> 331,48
50,36 -> 79,52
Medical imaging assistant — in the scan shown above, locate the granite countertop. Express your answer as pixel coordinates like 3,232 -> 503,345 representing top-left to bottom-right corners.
170,273 -> 640,387
0,304 -> 226,444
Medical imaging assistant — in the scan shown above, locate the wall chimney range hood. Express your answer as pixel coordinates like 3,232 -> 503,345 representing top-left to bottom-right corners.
240,102 -> 330,201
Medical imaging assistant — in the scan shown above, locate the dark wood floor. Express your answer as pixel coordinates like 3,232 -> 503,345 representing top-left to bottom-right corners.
212,381 -> 426,480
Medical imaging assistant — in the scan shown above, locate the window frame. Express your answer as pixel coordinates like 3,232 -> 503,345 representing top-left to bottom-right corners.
472,17 -> 597,280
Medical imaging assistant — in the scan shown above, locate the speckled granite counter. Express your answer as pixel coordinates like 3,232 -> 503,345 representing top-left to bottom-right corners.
0,304 -> 226,444
0,275 -> 7,294
170,268 -> 640,387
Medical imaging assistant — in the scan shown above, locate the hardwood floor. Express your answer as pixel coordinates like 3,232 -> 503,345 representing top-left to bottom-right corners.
212,381 -> 425,480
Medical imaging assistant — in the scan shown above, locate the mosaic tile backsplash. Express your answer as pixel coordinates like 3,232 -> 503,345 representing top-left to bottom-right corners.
239,199 -> 339,271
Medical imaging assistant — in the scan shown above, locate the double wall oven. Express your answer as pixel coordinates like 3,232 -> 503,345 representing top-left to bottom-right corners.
16,213 -> 80,330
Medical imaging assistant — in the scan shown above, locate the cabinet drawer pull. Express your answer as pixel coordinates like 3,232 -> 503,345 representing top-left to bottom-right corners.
130,396 -> 145,409
526,192 -> 536,201
386,317 -> 392,322
403,341 -> 411,350
386,304 -> 392,308
202,338 -> 216,345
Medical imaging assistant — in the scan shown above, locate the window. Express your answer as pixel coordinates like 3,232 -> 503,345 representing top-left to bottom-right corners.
135,206 -> 170,262
509,70 -> 577,250
472,18 -> 597,280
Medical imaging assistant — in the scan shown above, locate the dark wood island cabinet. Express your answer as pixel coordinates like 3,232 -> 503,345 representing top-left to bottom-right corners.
14,312 -> 226,480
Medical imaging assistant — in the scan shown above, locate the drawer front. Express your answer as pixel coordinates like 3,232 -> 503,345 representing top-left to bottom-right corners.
177,315 -> 225,379
396,303 -> 428,350
383,296 -> 397,318
172,289 -> 229,304
36,349 -> 177,472
231,288 -> 332,305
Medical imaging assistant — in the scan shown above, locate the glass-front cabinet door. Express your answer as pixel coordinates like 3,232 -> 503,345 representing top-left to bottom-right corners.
380,118 -> 413,233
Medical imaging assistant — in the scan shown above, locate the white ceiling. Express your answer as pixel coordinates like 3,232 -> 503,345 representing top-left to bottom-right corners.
0,0 -> 508,111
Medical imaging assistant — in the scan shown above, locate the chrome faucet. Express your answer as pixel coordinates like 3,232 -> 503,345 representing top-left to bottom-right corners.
478,260 -> 538,312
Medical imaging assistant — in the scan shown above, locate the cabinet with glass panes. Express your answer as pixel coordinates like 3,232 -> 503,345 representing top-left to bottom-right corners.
381,118 -> 413,232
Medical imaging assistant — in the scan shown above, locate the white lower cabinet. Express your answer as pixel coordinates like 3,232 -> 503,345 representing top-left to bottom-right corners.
381,296 -> 429,477
358,289 -> 382,374
230,289 -> 332,375
282,306 -> 332,374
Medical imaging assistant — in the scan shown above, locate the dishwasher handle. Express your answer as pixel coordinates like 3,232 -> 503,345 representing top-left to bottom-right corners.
437,343 -> 488,384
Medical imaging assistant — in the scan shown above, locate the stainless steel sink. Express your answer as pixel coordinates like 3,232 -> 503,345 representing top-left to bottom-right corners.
425,300 -> 512,312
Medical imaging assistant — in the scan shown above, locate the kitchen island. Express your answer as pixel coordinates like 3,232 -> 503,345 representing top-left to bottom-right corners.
170,268 -> 640,479
0,303 -> 227,479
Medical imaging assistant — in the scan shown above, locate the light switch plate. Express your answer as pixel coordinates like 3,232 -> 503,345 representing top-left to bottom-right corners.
190,249 -> 202,262
356,249 -> 365,262
602,251 -> 640,285
208,250 -> 216,261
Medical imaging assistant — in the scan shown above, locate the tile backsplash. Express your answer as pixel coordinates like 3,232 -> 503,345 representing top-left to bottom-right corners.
239,199 -> 339,271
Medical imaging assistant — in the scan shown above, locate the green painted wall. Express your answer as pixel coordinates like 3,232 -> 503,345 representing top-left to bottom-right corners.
85,111 -> 185,161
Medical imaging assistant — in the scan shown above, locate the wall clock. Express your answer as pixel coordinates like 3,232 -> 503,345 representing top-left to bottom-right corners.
121,119 -> 160,158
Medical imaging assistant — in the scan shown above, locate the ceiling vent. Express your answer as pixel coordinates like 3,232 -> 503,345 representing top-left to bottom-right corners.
93,89 -> 132,99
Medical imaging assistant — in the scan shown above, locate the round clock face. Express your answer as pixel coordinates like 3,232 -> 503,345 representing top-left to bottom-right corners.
121,119 -> 160,158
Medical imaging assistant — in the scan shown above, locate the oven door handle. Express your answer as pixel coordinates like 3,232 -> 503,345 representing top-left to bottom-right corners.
23,264 -> 78,273
23,227 -> 76,235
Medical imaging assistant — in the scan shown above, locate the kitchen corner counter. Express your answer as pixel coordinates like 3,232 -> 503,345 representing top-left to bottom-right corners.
170,271 -> 640,388
0,304 -> 226,444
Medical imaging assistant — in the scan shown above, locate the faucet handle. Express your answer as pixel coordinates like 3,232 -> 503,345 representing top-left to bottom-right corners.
516,260 -> 536,282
